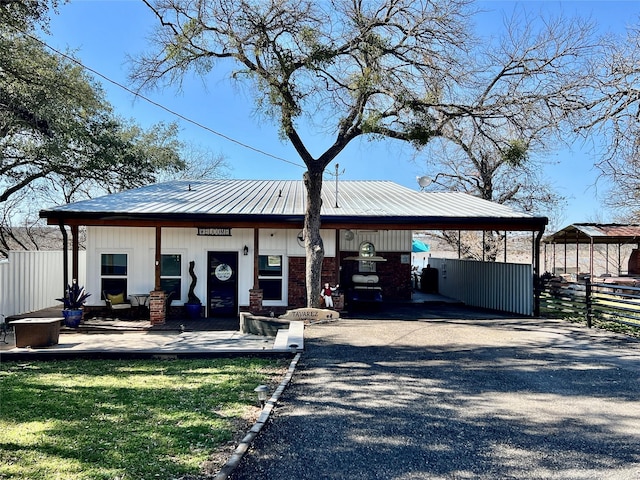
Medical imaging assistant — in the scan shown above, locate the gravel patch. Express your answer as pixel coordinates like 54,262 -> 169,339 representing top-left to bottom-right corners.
229,309 -> 640,480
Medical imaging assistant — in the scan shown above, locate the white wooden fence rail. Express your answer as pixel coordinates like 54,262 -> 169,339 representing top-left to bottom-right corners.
0,251 -> 86,318
428,257 -> 534,316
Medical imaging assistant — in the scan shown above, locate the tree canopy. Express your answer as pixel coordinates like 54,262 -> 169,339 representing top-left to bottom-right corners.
0,0 -> 60,32
584,25 -> 640,220
0,30 -> 187,202
133,0 -> 608,303
0,1 -> 205,255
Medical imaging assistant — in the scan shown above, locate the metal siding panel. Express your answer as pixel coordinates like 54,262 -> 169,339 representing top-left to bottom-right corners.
88,226 -> 254,307
340,229 -> 412,252
0,259 -> 7,317
0,251 -> 86,317
429,258 -> 533,315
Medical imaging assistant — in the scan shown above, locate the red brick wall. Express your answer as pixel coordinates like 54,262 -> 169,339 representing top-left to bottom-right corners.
374,252 -> 412,301
149,290 -> 166,325
339,251 -> 412,301
287,256 -> 338,309
286,252 -> 411,309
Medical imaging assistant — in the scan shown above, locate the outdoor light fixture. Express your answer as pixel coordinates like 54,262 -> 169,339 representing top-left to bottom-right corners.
254,384 -> 269,408
416,173 -> 443,191
243,245 -> 249,256
416,175 -> 432,190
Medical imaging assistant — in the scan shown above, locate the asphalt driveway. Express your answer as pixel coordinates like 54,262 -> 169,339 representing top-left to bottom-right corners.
230,306 -> 640,480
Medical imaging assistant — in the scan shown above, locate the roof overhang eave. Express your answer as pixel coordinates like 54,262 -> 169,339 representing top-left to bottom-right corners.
39,211 -> 307,227
40,211 -> 548,232
321,215 -> 548,231
543,235 -> 640,245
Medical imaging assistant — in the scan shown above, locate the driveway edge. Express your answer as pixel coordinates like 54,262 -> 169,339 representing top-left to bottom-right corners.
214,352 -> 302,480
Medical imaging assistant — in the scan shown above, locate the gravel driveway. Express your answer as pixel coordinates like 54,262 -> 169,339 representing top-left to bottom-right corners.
230,306 -> 640,480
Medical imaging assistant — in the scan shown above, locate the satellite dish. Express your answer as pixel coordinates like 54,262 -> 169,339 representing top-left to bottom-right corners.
344,230 -> 354,241
417,176 -> 432,189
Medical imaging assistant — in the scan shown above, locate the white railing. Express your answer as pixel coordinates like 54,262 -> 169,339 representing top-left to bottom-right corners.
0,251 -> 86,318
428,257 -> 533,316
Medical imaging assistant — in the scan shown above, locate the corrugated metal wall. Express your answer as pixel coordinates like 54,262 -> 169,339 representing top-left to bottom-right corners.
340,229 -> 411,252
428,257 -> 533,315
0,251 -> 86,317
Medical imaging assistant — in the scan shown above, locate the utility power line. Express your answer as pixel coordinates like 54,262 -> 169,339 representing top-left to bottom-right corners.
24,31 -> 306,169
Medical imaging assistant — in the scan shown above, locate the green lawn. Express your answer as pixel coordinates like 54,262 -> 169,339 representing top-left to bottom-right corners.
0,358 -> 288,480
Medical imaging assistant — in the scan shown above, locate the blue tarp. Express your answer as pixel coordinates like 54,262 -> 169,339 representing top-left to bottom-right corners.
412,239 -> 430,253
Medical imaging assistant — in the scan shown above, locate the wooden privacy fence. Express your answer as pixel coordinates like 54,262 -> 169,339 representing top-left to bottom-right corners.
0,251 -> 86,318
540,277 -> 640,328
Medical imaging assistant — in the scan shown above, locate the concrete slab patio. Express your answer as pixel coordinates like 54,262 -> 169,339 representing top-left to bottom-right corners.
0,291 -> 447,359
0,320 -> 304,360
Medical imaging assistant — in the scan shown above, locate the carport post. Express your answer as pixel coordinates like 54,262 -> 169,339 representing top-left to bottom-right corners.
534,230 -> 544,317
71,225 -> 79,282
585,278 -> 593,328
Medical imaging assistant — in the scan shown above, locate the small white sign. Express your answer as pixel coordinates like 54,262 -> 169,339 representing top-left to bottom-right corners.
197,227 -> 232,236
214,263 -> 233,281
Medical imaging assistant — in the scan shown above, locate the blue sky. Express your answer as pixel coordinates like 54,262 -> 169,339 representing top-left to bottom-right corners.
42,1 -> 640,228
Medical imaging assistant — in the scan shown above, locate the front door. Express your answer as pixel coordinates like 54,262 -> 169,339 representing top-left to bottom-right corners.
207,251 -> 238,317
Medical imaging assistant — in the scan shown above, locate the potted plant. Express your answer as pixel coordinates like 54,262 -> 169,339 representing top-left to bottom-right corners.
56,280 -> 91,328
185,260 -> 202,318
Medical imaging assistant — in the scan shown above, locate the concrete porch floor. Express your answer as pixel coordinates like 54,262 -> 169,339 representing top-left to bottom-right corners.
1,291 -> 457,359
1,308 -> 299,359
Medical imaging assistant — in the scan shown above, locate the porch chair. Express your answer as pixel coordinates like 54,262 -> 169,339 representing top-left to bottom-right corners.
103,290 -> 133,319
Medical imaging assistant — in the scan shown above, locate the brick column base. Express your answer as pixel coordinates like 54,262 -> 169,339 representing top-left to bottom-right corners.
149,290 -> 166,325
249,288 -> 263,315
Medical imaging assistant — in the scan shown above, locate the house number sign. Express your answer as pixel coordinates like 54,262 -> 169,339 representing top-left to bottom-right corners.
197,227 -> 232,236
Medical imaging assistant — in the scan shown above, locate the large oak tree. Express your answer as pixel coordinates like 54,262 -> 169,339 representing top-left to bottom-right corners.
0,1 -> 199,254
134,0 -> 597,305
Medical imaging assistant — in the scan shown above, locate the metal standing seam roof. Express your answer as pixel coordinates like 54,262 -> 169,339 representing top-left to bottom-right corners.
40,179 -> 546,227
544,223 -> 640,244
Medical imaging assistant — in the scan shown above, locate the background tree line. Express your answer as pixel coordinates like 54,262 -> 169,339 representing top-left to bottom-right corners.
0,0 -> 227,255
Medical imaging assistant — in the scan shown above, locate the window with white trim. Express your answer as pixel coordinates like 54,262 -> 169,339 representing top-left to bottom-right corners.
161,254 -> 182,301
258,255 -> 283,301
101,253 -> 128,298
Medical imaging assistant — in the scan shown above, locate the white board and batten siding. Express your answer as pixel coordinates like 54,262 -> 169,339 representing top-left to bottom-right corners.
86,226 -> 343,307
429,257 -> 534,316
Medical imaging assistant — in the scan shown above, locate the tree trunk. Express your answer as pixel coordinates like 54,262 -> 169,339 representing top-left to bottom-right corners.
303,169 -> 324,307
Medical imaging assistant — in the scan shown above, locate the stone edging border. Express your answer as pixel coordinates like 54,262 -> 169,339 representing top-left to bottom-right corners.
214,352 -> 302,479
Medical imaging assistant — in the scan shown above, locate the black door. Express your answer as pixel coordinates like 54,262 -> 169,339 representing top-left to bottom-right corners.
207,251 -> 238,317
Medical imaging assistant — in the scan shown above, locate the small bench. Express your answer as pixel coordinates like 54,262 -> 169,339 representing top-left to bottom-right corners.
10,318 -> 63,348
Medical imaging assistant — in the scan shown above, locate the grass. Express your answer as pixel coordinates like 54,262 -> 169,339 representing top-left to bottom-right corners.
0,358 -> 288,480
541,307 -> 640,339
